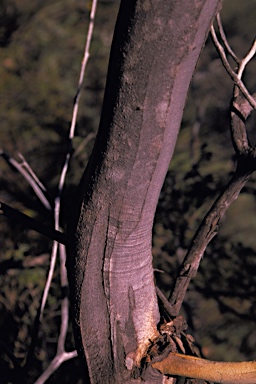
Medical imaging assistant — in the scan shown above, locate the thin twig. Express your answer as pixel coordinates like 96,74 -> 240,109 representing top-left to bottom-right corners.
18,152 -> 47,192
39,241 -> 59,321
38,0 -> 98,326
210,25 -> 256,110
70,0 -> 98,139
73,131 -> 95,158
34,351 -> 78,384
216,13 -> 240,64
237,38 -> 256,80
0,201 -> 67,244
0,150 -> 51,210
156,286 -> 175,319
33,1 -> 98,382
57,243 -> 69,355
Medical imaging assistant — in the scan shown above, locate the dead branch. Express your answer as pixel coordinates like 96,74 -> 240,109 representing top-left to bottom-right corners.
216,14 -> 240,64
210,21 -> 256,110
0,150 -> 51,210
152,352 -> 256,384
31,1 -> 98,383
0,201 -> 67,245
168,24 -> 256,315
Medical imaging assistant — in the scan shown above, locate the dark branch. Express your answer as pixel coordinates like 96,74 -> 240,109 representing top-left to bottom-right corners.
0,202 -> 67,245
156,286 -> 176,318
168,92 -> 256,316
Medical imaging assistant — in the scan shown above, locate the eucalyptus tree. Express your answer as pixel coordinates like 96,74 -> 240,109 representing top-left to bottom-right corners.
67,1 -> 222,382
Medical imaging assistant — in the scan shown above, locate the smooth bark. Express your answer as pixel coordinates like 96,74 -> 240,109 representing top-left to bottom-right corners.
68,1 -> 221,383
153,352 -> 256,384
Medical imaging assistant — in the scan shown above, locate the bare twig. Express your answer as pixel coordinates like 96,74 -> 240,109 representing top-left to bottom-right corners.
70,0 -> 98,139
32,1 -> 98,382
156,286 -> 174,319
0,150 -> 51,210
210,25 -> 256,110
73,131 -> 95,158
216,14 -> 240,64
237,38 -> 256,80
39,241 -> 59,321
33,244 -> 78,384
0,201 -> 67,245
34,350 -> 78,384
168,31 -> 256,315
18,152 -> 48,192
37,0 -> 98,328
57,243 -> 69,355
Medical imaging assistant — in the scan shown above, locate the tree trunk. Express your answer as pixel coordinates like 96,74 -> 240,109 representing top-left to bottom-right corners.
67,1 -> 222,383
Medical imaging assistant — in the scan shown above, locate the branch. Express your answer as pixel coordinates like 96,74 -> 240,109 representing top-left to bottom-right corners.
0,201 -> 67,245
168,16 -> 256,315
69,0 -> 98,139
56,244 -> 70,355
237,38 -> 256,81
29,1 -> 98,382
0,150 -> 52,211
168,169 -> 252,315
34,350 -> 78,384
168,93 -> 256,316
210,24 -> 256,110
216,13 -> 240,64
152,352 -> 256,384
156,286 -> 175,319
231,92 -> 256,156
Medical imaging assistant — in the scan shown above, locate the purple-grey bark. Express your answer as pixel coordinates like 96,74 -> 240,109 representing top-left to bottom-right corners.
68,1 -> 222,383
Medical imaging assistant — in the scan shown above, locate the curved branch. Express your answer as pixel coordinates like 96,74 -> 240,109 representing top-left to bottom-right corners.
168,91 -> 256,315
210,25 -> 256,110
34,350 -> 78,384
216,13 -> 240,63
0,150 -> 51,211
168,12 -> 256,315
0,201 -> 67,245
152,352 -> 256,384
28,2 -> 98,382
168,168 -> 252,315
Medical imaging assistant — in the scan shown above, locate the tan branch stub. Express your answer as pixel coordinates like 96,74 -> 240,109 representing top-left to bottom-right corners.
152,352 -> 256,384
